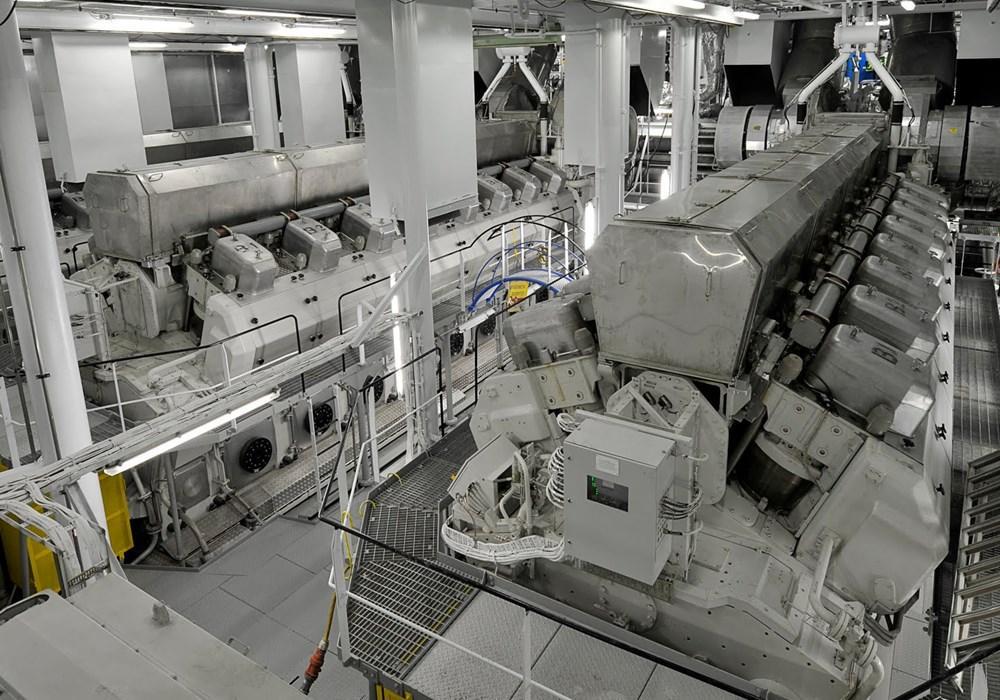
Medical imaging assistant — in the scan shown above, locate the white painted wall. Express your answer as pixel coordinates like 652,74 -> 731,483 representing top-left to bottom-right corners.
274,43 -> 346,146
33,32 -> 146,182
131,52 -> 173,133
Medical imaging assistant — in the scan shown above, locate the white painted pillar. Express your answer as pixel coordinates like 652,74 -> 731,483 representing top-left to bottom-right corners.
33,32 -> 145,183
244,43 -> 280,150
596,17 -> 628,236
563,7 -> 629,241
0,16 -> 106,527
274,42 -> 346,146
639,27 -> 667,113
131,52 -> 173,134
669,20 -> 700,195
358,0 -> 477,220
358,0 -> 478,443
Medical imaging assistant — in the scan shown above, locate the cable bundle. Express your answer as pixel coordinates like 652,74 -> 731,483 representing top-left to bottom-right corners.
543,413 -> 577,510
659,486 -> 703,520
545,447 -> 565,509
556,412 -> 578,433
441,520 -> 565,564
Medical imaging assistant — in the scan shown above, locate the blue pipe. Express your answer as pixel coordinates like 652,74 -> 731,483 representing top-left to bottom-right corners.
467,271 -> 575,312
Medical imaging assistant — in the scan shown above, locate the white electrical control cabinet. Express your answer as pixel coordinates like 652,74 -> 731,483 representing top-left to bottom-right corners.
563,415 -> 677,585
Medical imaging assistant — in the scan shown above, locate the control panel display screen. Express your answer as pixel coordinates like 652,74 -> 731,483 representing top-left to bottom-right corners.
587,475 -> 629,512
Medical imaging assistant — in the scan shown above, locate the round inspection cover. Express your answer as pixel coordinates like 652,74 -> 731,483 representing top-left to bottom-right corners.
364,374 -> 385,403
304,402 -> 335,434
239,437 -> 273,473
478,316 -> 497,337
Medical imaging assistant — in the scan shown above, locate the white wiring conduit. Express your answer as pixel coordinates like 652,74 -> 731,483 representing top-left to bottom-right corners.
516,58 -> 550,157
794,51 -> 851,128
810,534 -> 841,627
441,522 -> 565,564
479,58 -> 513,109
864,50 -> 905,145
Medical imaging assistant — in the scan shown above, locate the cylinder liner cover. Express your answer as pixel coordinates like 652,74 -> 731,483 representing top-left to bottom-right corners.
839,285 -> 938,362
808,324 -> 934,437
869,232 -> 934,269
856,256 -> 942,313
211,234 -> 278,295
879,214 -> 948,253
894,188 -> 948,220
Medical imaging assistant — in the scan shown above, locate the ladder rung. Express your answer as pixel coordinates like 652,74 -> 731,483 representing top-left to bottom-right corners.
960,556 -> 1000,578
961,533 -> 1000,557
951,628 -> 1000,654
958,572 -> 1000,599
969,449 -> 1000,472
966,500 -> 1000,518
969,460 -> 1000,484
964,517 -> 1000,539
954,602 -> 1000,626
968,480 -> 1000,500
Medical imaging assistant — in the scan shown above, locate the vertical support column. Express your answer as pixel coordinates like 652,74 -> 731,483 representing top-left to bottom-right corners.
244,42 -> 280,150
669,20 -> 700,195
274,43 -> 347,147
0,17 -> 106,527
33,32 -> 145,183
131,52 -> 173,134
596,16 -> 628,237
639,27 -> 667,114
358,0 -> 477,444
562,8 -> 628,240
391,0 -> 438,447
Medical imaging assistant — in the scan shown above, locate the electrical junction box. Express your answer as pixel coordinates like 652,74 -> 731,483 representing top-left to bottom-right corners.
563,414 -> 677,585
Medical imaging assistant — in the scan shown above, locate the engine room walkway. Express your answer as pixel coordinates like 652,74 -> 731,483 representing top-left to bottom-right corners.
937,274 -> 1000,698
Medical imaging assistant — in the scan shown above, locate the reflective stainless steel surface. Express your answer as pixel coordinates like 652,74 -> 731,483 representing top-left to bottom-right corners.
591,119 -> 884,381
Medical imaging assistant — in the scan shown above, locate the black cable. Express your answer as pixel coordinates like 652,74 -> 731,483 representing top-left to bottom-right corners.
0,0 -> 17,27
320,516 -> 773,700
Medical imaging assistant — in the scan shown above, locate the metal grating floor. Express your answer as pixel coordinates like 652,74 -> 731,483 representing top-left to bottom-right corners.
373,456 -> 462,509
347,558 -> 473,679
953,277 -> 1000,472
346,421 -> 479,682
360,505 -> 439,564
933,275 -> 1000,698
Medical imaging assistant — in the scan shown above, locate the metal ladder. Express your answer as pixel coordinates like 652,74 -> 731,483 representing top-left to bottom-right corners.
949,449 -> 1000,668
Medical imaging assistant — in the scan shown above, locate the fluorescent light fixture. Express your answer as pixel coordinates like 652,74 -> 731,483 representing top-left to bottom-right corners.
390,272 -> 406,397
276,24 -> 346,39
900,0 -> 915,9
105,391 -> 278,476
221,43 -> 247,52
129,41 -> 168,50
658,28 -> 667,37
659,169 -> 671,200
583,201 -> 597,251
99,16 -> 195,33
734,8 -> 760,18
219,8 -> 302,18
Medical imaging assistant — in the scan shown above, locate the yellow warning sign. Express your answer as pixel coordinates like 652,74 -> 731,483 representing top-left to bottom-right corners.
508,280 -> 531,303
